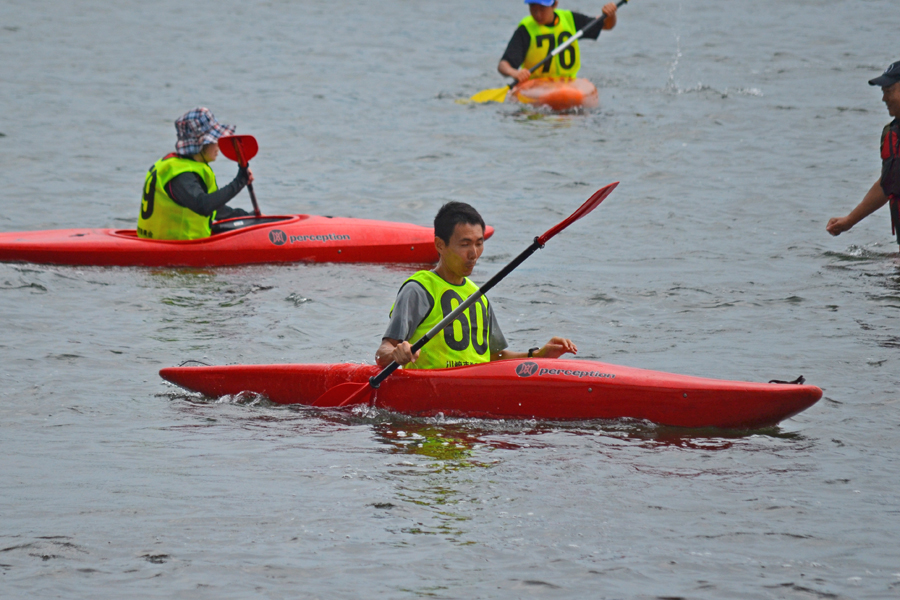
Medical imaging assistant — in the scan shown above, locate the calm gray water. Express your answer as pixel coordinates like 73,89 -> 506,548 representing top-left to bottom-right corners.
2,0 -> 899,598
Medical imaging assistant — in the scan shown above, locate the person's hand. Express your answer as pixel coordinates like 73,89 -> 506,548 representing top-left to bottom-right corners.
538,337 -> 578,359
238,165 -> 255,185
600,2 -> 617,29
391,341 -> 420,366
513,68 -> 531,84
826,216 -> 852,236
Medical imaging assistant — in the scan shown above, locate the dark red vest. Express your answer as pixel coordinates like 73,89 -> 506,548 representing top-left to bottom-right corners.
881,119 -> 900,241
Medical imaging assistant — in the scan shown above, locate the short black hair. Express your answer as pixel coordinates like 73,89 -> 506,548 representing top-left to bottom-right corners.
434,202 -> 485,244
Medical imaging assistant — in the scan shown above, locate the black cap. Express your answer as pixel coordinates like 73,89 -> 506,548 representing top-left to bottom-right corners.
869,61 -> 900,87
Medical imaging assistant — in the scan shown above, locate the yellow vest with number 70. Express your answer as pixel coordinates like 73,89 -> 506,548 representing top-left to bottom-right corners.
519,10 -> 581,79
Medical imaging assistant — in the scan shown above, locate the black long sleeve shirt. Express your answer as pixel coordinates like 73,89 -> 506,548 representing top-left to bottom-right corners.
165,165 -> 250,217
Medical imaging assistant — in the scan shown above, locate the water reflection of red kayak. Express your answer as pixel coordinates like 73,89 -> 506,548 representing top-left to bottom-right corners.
160,359 -> 822,429
0,215 -> 493,267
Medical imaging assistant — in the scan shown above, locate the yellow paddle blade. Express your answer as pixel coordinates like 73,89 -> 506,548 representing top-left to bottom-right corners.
469,85 -> 510,104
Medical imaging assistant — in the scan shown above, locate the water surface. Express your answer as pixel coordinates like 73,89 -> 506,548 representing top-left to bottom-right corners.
1,0 -> 899,598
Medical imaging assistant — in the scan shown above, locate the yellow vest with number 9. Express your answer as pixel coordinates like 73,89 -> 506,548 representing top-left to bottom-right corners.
392,270 -> 491,370
137,154 -> 219,240
519,10 -> 581,79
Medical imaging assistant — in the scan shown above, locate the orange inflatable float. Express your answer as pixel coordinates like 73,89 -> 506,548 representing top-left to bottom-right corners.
507,77 -> 599,111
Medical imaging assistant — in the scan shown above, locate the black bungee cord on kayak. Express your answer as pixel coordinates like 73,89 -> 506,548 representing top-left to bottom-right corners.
768,376 -> 806,385
178,359 -> 212,367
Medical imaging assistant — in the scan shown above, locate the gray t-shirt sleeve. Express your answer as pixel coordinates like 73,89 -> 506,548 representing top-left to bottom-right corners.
383,280 -> 508,354
488,305 -> 507,354
383,281 -> 434,341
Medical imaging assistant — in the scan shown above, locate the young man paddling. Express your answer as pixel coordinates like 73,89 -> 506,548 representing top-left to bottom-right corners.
138,107 -> 254,240
375,202 -> 577,369
827,61 -> 900,242
498,0 -> 618,84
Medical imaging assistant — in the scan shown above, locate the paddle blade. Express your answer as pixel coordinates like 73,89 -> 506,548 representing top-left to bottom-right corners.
312,382 -> 373,408
470,86 -> 510,104
218,134 -> 258,166
536,181 -> 618,245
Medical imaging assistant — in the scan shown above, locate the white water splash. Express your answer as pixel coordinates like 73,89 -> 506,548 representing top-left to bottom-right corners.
667,82 -> 765,99
665,33 -> 683,95
665,5 -> 763,99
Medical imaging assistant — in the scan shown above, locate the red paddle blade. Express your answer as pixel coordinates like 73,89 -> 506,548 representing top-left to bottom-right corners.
536,181 -> 618,245
218,135 -> 259,166
312,381 -> 373,408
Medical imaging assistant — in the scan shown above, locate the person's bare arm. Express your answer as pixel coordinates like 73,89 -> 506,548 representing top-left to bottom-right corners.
498,59 -> 531,83
827,178 -> 889,236
375,338 -> 420,368
601,2 -> 617,29
491,336 -> 577,361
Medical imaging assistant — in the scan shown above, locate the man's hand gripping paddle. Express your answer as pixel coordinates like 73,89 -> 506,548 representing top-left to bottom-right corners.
312,181 -> 619,409
469,0 -> 630,104
218,134 -> 262,217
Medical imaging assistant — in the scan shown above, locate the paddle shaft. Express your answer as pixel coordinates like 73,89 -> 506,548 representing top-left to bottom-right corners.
245,183 -> 261,218
507,0 -> 627,88
371,238 -> 544,389
228,141 -> 261,218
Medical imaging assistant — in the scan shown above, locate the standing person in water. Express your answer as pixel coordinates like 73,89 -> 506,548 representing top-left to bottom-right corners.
827,61 -> 900,243
375,201 -> 577,369
498,0 -> 618,85
138,107 -> 254,240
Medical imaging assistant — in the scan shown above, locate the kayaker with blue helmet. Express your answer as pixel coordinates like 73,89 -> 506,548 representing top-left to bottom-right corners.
375,201 -> 577,369
827,61 -> 900,242
498,0 -> 618,85
138,107 -> 254,240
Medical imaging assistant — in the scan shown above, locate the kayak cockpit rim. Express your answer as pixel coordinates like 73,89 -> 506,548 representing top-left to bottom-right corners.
110,215 -> 306,243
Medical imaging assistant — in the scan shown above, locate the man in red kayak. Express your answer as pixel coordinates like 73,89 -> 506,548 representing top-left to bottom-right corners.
498,0 -> 618,84
827,61 -> 900,242
375,202 -> 577,369
138,107 -> 254,240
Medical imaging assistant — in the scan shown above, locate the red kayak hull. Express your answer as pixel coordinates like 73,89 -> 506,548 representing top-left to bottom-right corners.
159,359 -> 822,429
0,215 -> 494,267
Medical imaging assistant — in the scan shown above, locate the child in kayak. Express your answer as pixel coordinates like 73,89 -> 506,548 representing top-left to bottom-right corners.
498,0 -> 618,85
375,201 -> 577,369
137,107 -> 254,240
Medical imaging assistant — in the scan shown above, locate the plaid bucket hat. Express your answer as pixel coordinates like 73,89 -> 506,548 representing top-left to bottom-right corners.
174,107 -> 235,156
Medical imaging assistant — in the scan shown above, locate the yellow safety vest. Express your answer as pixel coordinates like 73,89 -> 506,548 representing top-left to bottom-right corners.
137,154 -> 218,240
392,270 -> 491,370
520,10 -> 581,79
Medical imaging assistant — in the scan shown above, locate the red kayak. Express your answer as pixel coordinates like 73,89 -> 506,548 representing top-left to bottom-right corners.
0,215 -> 493,267
159,359 -> 822,429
